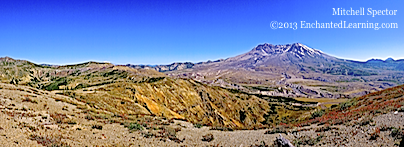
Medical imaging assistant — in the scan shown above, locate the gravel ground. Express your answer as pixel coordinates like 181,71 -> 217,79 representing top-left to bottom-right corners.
287,112 -> 404,147
174,120 -> 280,147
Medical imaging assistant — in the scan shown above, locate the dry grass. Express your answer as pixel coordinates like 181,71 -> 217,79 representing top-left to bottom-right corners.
295,84 -> 404,127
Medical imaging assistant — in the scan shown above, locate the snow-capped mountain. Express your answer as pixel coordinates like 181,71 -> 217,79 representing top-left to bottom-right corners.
237,43 -> 324,59
127,43 -> 404,98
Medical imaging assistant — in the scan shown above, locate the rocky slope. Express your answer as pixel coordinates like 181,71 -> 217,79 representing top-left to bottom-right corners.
1,57 -> 317,130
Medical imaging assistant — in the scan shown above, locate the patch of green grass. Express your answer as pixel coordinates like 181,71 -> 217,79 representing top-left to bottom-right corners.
127,122 -> 143,131
194,123 -> 203,128
338,99 -> 357,110
311,110 -> 325,119
44,77 -> 69,91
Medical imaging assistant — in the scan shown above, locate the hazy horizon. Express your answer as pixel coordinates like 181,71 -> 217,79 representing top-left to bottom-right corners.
3,42 -> 403,66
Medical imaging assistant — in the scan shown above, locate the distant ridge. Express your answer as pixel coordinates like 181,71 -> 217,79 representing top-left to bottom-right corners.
126,43 -> 404,72
127,43 -> 404,98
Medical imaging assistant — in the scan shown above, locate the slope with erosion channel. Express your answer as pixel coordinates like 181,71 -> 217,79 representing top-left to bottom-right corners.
0,57 -> 318,129
1,82 -> 288,146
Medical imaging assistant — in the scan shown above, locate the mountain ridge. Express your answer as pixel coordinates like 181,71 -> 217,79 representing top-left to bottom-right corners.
130,43 -> 404,98
126,43 -> 404,72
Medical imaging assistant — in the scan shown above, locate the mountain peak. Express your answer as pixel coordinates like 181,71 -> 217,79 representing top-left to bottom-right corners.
366,57 -> 396,63
0,56 -> 16,62
250,43 -> 323,58
291,42 -> 304,46
386,57 -> 395,62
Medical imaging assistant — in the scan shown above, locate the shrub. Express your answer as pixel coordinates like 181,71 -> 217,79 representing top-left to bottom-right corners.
398,106 -> 404,112
50,113 -> 68,124
194,123 -> 203,128
210,127 -> 234,131
85,115 -> 94,120
293,135 -> 324,146
202,133 -> 214,142
163,126 -> 178,137
264,125 -> 287,134
391,127 -> 404,139
92,124 -> 103,130
127,122 -> 143,131
311,110 -> 325,118
22,97 -> 38,104
73,83 -> 89,90
369,128 -> 380,140
339,100 -> 356,110
359,118 -> 373,126
29,134 -> 69,147
315,125 -> 331,132
66,119 -> 77,125
138,126 -> 183,143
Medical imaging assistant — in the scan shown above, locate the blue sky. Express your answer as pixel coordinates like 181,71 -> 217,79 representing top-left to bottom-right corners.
1,0 -> 403,65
